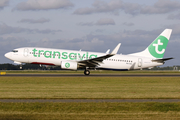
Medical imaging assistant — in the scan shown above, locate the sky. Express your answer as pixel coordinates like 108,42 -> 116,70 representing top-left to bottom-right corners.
1,0 -> 180,67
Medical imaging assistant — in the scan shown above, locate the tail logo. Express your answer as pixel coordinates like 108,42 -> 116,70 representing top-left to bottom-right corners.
153,39 -> 165,54
148,36 -> 168,58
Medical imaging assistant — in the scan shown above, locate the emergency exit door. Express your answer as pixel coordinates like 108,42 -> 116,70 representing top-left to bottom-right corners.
138,58 -> 142,67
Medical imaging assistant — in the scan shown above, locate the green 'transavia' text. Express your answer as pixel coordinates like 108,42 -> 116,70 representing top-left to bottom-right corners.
32,48 -> 97,60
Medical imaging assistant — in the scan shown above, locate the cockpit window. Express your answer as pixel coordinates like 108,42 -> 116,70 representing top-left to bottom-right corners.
12,50 -> 18,53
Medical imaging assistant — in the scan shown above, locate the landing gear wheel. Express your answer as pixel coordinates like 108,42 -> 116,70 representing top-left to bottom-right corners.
84,70 -> 90,75
20,64 -> 22,69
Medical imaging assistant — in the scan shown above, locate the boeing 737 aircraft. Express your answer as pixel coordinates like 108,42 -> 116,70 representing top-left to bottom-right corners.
5,29 -> 173,75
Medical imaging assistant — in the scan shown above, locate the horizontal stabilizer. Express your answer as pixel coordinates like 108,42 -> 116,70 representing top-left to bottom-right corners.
152,57 -> 174,62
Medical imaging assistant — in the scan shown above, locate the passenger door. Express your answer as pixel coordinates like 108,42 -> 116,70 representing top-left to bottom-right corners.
24,48 -> 29,57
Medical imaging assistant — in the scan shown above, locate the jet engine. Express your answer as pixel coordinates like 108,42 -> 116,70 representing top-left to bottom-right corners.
61,61 -> 77,70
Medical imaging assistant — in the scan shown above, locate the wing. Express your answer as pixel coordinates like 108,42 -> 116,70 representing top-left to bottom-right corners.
78,43 -> 121,67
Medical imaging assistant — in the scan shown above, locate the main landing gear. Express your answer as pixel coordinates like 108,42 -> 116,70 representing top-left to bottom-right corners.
20,64 -> 22,69
84,70 -> 90,75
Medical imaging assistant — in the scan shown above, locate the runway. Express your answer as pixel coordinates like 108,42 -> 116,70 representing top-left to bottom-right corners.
1,99 -> 180,103
1,73 -> 180,77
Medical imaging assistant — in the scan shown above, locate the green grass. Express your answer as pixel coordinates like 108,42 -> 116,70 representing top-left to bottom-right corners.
0,102 -> 180,119
0,77 -> 180,99
1,76 -> 180,119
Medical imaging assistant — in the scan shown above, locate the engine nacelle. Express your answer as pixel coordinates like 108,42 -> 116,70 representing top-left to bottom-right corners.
61,61 -> 77,70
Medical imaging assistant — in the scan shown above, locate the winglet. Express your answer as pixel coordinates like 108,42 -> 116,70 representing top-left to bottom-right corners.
110,43 -> 121,55
106,49 -> 110,54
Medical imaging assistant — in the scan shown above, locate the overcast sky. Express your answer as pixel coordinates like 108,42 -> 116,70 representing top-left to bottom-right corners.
1,0 -> 180,67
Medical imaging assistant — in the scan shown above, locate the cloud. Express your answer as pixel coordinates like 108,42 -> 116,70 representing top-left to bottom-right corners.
74,8 -> 94,15
167,13 -> 180,20
13,0 -> 74,11
77,22 -> 94,26
141,0 -> 180,14
0,36 -> 32,50
0,29 -> 163,54
78,18 -> 115,26
0,23 -> 62,35
78,29 -> 166,54
123,22 -> 134,27
74,0 -> 124,15
73,0 -> 141,15
74,0 -> 180,15
30,37 -> 104,51
95,29 -> 104,33
166,23 -> 180,35
96,18 -> 115,25
18,18 -> 50,24
0,0 -> 9,10
0,36 -> 34,63
122,2 -> 141,15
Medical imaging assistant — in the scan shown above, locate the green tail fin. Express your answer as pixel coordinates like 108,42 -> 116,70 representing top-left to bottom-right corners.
148,29 -> 172,59
129,29 -> 172,59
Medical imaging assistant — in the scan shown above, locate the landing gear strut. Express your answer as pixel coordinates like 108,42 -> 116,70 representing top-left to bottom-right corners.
84,70 -> 90,75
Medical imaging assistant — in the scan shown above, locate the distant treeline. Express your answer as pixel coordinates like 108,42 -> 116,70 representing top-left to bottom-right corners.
150,66 -> 179,70
0,63 -> 179,70
0,63 -> 61,70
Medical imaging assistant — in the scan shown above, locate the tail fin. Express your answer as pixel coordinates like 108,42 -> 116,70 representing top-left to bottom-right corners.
129,29 -> 172,59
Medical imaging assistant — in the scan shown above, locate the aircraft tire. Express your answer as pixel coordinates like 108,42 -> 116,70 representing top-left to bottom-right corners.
84,70 -> 90,75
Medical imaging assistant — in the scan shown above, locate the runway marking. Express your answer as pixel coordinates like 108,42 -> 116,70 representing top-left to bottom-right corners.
0,72 -> 6,75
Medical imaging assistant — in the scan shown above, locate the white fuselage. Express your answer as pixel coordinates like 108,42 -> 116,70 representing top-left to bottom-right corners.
5,47 -> 163,71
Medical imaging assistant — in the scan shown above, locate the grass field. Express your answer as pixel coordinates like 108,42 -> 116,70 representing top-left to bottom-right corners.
1,102 -> 180,119
0,77 -> 180,99
1,76 -> 180,119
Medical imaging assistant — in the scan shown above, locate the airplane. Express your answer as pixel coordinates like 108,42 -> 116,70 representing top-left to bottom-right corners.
5,29 -> 173,75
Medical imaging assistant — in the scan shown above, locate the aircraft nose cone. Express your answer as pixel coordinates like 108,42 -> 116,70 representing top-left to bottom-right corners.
4,52 -> 11,59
